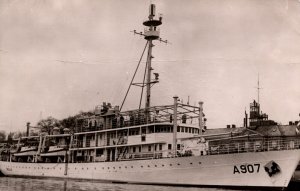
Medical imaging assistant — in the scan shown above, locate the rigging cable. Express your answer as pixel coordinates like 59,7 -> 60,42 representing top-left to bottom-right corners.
138,52 -> 149,111
120,41 -> 149,111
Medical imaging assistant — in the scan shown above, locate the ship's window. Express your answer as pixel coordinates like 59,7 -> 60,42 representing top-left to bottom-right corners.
168,144 -> 172,150
177,144 -> 180,150
162,164 -> 164,167
119,167 -> 121,169
141,166 -> 143,168
139,146 -> 141,152
155,165 -> 157,167
169,164 -> 172,166
148,145 -> 151,152
189,128 -> 191,133
113,167 -> 115,169
108,167 -> 110,169
148,165 -> 150,167
131,166 -> 133,168
192,128 -> 195,134
177,127 -> 180,132
82,168 -> 84,170
177,163 -> 180,166
141,135 -> 146,142
75,168 -> 77,170
190,163 -> 193,165
181,127 -> 184,132
102,167 -> 104,169
125,166 -> 127,168
159,144 -> 162,150
133,147 -> 136,153
185,127 -> 188,133
94,168 -> 96,170
199,162 -> 201,164
87,167 -> 89,170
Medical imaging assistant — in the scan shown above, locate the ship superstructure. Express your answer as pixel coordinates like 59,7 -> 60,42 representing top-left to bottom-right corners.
1,4 -> 300,190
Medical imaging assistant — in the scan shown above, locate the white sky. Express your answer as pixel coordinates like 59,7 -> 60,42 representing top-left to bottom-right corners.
0,0 -> 300,132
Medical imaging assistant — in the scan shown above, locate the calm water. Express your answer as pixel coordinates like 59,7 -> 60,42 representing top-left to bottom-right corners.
0,177 -> 299,191
0,177 -> 292,191
0,177 -> 274,191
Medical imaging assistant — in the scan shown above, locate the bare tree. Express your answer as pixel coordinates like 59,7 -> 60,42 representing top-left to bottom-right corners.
37,116 -> 61,135
0,130 -> 6,142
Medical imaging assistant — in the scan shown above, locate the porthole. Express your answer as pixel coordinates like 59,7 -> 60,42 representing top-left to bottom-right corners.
131,166 -> 133,168
108,167 -> 110,169
198,162 -> 201,164
119,167 -> 121,169
125,166 -> 127,168
113,167 -> 115,169
190,163 -> 193,165
162,164 -> 164,167
177,163 -> 180,166
169,164 -> 172,166
154,165 -> 157,167
141,166 -> 143,168
148,165 -> 150,167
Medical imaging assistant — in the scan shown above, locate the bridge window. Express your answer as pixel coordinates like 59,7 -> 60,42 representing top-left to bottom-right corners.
159,144 -> 162,150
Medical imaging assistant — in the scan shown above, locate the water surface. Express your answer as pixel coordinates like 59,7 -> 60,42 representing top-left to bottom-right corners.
0,177 -> 296,191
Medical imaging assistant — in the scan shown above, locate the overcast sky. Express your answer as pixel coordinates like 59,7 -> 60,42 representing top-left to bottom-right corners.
1,0 -> 300,132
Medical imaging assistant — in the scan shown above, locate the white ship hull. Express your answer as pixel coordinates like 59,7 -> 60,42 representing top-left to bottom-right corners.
1,149 -> 300,189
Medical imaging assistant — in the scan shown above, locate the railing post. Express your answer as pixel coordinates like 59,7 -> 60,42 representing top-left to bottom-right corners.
173,95 -> 178,157
198,101 -> 204,136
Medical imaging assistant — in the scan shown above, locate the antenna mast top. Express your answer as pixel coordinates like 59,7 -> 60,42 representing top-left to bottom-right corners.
257,74 -> 261,104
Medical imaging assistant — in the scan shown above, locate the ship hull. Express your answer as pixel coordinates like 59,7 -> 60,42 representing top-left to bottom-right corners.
1,150 -> 300,189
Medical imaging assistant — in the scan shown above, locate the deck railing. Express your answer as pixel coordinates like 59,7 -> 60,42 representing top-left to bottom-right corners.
208,137 -> 300,156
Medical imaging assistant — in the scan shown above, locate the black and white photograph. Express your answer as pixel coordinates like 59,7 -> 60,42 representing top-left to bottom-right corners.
0,0 -> 300,190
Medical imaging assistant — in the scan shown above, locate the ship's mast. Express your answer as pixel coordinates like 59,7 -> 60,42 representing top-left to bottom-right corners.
120,4 -> 167,113
130,4 -> 167,121
257,73 -> 260,104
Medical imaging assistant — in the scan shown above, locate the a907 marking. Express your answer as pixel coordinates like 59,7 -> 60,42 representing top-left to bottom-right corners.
233,164 -> 260,174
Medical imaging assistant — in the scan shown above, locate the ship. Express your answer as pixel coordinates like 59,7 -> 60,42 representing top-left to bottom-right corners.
1,4 -> 300,190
